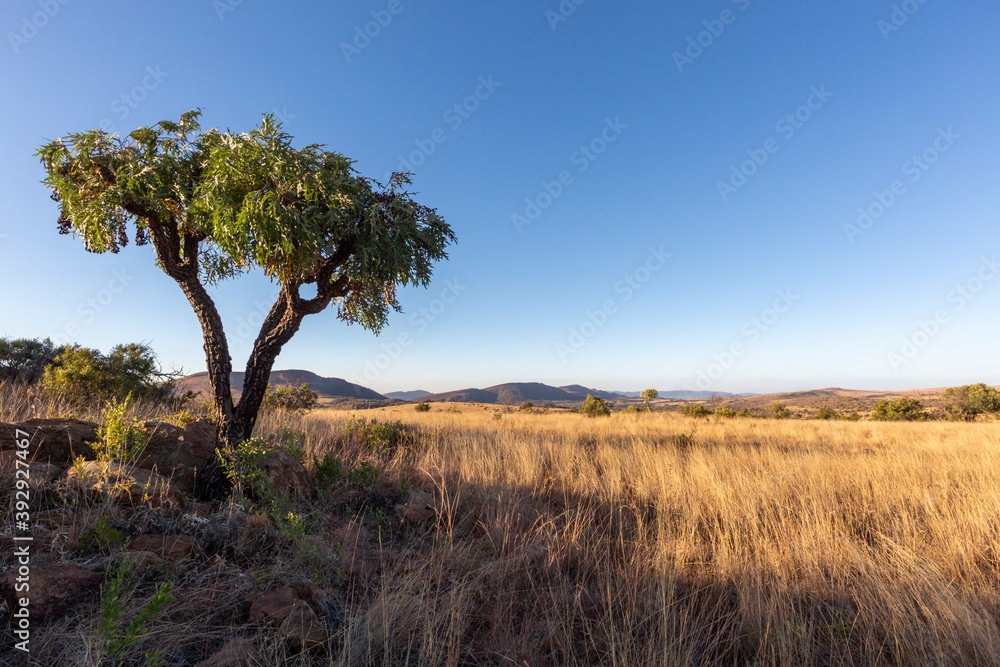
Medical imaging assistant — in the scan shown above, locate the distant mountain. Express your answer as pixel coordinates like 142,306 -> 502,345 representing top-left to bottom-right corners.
558,385 -> 622,401
175,369 -> 384,400
613,390 -> 741,399
422,382 -> 620,405
385,390 -> 432,401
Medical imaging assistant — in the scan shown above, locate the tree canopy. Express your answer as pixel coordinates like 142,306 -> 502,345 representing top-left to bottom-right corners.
38,110 -> 455,459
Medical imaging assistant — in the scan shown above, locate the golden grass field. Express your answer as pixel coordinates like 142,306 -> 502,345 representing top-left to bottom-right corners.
5,387 -> 1000,665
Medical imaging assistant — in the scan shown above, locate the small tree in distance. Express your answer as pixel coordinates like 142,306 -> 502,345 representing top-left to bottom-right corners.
640,388 -> 658,412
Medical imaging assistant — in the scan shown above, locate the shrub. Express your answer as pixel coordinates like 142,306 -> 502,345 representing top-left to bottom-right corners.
770,403 -> 791,419
519,402 -> 534,412
680,403 -> 711,418
344,417 -> 421,455
581,394 -> 612,417
41,342 -> 174,402
262,382 -> 318,413
415,402 -> 431,412
98,559 -> 174,664
622,405 -> 647,414
871,397 -> 926,421
714,406 -> 736,418
735,408 -> 754,418
815,406 -> 841,420
942,383 -> 1000,421
0,337 -> 63,384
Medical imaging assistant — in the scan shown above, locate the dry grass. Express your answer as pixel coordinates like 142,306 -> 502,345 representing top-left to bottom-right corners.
4,388 -> 1000,665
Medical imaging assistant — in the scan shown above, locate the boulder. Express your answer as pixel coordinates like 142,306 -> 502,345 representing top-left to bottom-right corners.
247,586 -> 328,653
0,451 -> 62,482
66,461 -> 186,508
0,419 -> 98,463
133,419 -> 217,495
258,449 -> 313,500
194,638 -> 259,667
130,534 -> 195,560
0,562 -> 102,623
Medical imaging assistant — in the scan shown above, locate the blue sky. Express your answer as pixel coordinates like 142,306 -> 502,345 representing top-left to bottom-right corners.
2,0 -> 999,395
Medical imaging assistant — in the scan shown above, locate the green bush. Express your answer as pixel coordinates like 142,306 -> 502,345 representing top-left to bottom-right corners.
580,394 -> 612,417
871,397 -> 926,421
942,383 -> 1000,421
715,406 -> 736,418
41,342 -> 174,402
622,405 -> 647,414
0,337 -> 63,384
262,383 -> 318,413
98,559 -> 174,664
414,402 -> 431,412
769,403 -> 791,419
680,403 -> 711,418
344,417 -> 421,455
519,402 -> 534,412
815,406 -> 841,420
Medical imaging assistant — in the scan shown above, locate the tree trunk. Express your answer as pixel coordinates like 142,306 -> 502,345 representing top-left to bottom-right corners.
230,287 -> 307,443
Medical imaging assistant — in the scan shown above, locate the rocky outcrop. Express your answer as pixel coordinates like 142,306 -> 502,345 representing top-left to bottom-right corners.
0,563 -> 102,623
134,419 -> 218,495
194,638 -> 260,667
247,586 -> 328,653
66,461 -> 186,508
0,418 -> 98,463
258,449 -> 314,500
130,534 -> 195,560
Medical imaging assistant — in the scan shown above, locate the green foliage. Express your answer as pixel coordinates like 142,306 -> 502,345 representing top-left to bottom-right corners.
519,402 -> 533,412
622,405 -> 647,414
78,516 -> 127,555
680,403 -> 711,418
312,452 -> 381,492
41,342 -> 173,402
38,110 -> 455,333
942,383 -> 1000,421
580,394 -> 612,418
98,559 -> 174,663
414,402 -> 431,412
769,403 -> 791,419
735,408 -> 754,418
871,397 -> 926,421
715,406 -> 736,418
98,394 -> 149,464
267,427 -> 306,463
218,437 -> 275,499
344,417 -> 421,455
262,383 -> 318,414
815,406 -> 841,420
0,337 -> 63,384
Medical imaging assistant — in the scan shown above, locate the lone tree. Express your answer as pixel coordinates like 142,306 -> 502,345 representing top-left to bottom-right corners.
38,110 -> 454,456
640,388 -> 658,411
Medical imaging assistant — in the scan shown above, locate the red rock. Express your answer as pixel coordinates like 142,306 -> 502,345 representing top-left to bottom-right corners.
258,449 -> 313,500
0,562 -> 102,623
194,638 -> 259,667
66,461 -> 186,508
133,419 -> 218,495
281,604 -> 328,653
247,587 -> 300,623
0,419 -> 98,463
130,534 -> 195,559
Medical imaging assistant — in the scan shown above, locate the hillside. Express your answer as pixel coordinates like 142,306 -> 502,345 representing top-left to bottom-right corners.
385,390 -> 432,401
421,382 -> 622,405
175,369 -> 385,400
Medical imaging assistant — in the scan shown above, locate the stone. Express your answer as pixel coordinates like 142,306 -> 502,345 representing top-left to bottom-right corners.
0,562 -> 102,623
130,534 -> 195,560
0,450 -> 62,482
247,586 -> 329,652
247,587 -> 300,623
66,461 -> 186,508
280,603 -> 328,653
394,503 -> 436,525
0,419 -> 98,463
194,638 -> 259,667
258,449 -> 313,500
133,419 -> 218,495
125,550 -> 164,570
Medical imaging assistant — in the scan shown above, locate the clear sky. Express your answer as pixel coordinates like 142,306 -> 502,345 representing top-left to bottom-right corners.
2,0 -> 999,395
